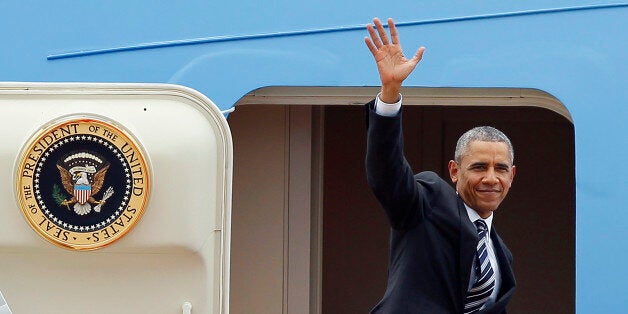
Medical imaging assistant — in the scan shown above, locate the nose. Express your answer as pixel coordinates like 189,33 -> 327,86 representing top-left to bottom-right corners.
482,167 -> 499,185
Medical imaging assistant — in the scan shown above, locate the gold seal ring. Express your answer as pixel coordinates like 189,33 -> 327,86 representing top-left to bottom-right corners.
15,115 -> 151,250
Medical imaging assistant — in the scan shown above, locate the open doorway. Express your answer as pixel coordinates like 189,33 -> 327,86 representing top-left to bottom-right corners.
228,87 -> 575,314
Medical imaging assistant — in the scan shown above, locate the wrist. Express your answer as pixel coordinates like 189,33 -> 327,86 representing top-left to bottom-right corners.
380,83 -> 402,103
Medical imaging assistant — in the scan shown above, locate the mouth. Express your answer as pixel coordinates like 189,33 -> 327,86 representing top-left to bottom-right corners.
476,189 -> 501,195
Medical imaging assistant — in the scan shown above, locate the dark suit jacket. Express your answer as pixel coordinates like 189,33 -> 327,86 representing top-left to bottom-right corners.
365,100 -> 516,313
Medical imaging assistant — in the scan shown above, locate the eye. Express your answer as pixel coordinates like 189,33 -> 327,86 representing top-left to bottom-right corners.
496,165 -> 510,172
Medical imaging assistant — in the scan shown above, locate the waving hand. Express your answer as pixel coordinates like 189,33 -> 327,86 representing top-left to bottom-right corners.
365,18 -> 425,103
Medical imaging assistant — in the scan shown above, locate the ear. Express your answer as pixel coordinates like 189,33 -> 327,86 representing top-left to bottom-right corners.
448,160 -> 459,183
509,165 -> 516,185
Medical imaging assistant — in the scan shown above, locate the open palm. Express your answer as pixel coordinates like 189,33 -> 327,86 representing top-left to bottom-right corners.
365,18 -> 425,88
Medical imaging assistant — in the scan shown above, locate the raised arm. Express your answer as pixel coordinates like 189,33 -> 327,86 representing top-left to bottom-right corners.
364,18 -> 429,229
364,18 -> 425,103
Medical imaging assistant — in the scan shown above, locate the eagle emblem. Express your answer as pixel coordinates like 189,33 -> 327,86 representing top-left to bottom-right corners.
54,152 -> 114,215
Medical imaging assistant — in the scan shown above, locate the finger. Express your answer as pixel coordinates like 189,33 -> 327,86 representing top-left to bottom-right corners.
410,46 -> 426,64
364,37 -> 378,56
373,18 -> 389,45
388,18 -> 400,45
366,23 -> 383,48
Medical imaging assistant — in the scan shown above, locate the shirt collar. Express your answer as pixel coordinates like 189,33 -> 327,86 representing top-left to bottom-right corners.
464,203 -> 493,235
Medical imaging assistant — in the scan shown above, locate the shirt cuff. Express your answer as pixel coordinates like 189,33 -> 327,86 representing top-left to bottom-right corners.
374,93 -> 402,117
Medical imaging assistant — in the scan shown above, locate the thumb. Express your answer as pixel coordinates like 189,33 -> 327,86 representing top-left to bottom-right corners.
410,46 -> 426,65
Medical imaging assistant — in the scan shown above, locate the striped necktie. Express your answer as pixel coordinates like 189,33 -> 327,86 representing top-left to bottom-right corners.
464,219 -> 496,313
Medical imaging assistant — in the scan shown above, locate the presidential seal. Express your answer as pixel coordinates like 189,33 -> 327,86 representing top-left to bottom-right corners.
15,115 -> 151,250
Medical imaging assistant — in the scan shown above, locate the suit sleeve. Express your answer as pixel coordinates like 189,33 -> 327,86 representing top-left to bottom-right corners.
365,99 -> 424,230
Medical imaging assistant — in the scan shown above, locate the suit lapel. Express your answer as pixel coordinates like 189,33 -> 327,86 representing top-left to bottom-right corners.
490,227 -> 516,302
458,197 -> 478,309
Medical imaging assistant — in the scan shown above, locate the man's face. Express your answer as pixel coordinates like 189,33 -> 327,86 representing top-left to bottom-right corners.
448,141 -> 516,218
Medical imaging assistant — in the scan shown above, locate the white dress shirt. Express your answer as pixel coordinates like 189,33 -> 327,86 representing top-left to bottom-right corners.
374,93 -> 402,116
465,204 -> 501,310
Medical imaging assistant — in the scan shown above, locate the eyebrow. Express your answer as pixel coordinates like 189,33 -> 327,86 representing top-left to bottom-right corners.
468,162 -> 511,169
468,162 -> 487,168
